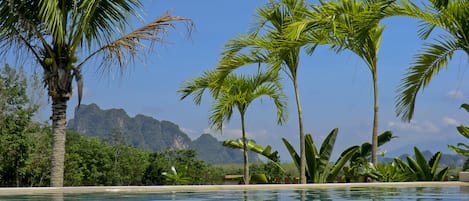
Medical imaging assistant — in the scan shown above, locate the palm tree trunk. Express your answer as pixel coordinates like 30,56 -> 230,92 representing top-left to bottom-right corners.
241,113 -> 249,185
50,98 -> 67,187
293,77 -> 306,184
371,71 -> 379,166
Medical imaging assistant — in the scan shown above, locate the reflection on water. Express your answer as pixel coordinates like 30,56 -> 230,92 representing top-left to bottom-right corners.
0,186 -> 468,201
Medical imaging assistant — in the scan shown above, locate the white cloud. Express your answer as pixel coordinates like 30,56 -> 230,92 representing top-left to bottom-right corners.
387,120 -> 439,133
447,90 -> 465,100
442,117 -> 460,126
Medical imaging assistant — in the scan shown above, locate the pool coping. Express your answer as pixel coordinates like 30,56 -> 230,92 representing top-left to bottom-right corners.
0,182 -> 468,195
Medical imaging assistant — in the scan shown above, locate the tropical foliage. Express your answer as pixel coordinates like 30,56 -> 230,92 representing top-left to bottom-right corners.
342,131 -> 396,182
295,0 -> 395,166
223,139 -> 282,168
0,0 -> 192,187
0,65 -> 42,186
395,0 -> 469,121
283,128 -> 358,183
213,0 -> 312,184
393,147 -> 449,181
180,70 -> 287,184
448,103 -> 469,170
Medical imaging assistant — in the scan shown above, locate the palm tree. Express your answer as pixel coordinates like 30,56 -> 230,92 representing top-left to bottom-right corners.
294,0 -> 395,166
213,0 -> 311,184
0,0 -> 192,187
395,0 -> 469,121
179,70 -> 287,184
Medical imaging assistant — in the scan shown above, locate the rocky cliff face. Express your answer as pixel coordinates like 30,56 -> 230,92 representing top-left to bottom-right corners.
67,104 -> 261,164
68,104 -> 192,152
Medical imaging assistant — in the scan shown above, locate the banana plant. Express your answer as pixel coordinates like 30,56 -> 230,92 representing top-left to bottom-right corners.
448,103 -> 469,170
393,147 -> 448,181
343,131 -> 396,181
282,128 -> 359,183
349,131 -> 395,162
162,166 -> 191,185
223,139 -> 285,172
373,162 -> 414,182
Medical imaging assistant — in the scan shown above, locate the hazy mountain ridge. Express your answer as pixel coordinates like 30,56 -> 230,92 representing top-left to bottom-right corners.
380,150 -> 467,166
67,103 -> 260,164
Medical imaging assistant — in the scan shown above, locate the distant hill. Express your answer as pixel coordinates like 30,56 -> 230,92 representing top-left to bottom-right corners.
192,134 -> 261,164
379,150 -> 467,167
67,103 -> 261,164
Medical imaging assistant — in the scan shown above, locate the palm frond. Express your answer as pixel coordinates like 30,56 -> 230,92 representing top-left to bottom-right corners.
72,0 -> 143,50
38,0 -> 65,45
78,13 -> 193,77
0,0 -> 48,62
396,37 -> 460,121
178,70 -> 218,104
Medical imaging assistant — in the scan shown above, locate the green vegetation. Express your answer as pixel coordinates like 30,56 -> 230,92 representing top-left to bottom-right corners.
395,0 -> 469,121
214,0 -> 311,184
296,0 -> 394,166
0,0 -> 192,187
283,128 -> 358,183
223,139 -> 282,169
180,70 -> 288,184
394,147 -> 449,181
2,0 -> 468,186
342,131 -> 396,182
0,65 -> 42,186
69,105 -> 262,164
448,103 -> 469,171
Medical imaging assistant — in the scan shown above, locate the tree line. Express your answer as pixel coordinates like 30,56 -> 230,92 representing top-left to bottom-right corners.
0,65 -> 228,187
1,0 -> 467,186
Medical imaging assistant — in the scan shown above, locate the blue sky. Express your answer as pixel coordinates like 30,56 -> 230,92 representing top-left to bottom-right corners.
30,0 -> 469,161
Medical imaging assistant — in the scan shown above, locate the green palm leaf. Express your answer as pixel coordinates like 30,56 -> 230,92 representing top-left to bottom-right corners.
395,0 -> 469,121
396,39 -> 460,121
1,0 -> 193,187
282,137 -> 301,171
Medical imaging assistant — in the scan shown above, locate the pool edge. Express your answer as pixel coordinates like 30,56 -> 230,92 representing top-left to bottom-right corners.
0,182 -> 468,195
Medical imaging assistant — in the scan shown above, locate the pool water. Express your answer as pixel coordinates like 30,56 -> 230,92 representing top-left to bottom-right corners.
1,186 -> 469,200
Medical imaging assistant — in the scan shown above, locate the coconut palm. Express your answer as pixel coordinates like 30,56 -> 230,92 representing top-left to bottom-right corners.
213,0 -> 312,184
179,70 -> 288,184
0,0 -> 192,187
395,0 -> 469,121
294,0 -> 395,166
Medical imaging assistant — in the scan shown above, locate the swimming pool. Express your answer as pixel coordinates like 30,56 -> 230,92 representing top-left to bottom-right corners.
1,183 -> 468,200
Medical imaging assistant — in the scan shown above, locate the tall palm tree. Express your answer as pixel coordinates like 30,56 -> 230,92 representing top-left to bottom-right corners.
214,0 -> 311,184
0,0 -> 192,187
395,0 -> 469,121
179,70 -> 288,184
294,0 -> 395,166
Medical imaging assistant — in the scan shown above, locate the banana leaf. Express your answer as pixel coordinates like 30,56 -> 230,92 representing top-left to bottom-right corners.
349,130 -> 396,162
457,126 -> 469,139
283,128 -> 356,183
305,134 -> 317,181
428,151 -> 442,175
251,174 -> 268,184
223,139 -> 285,172
448,144 -> 469,156
282,137 -> 301,171
406,156 -> 424,180
327,145 -> 360,182
461,103 -> 469,113
318,128 -> 338,173
413,147 -> 431,179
